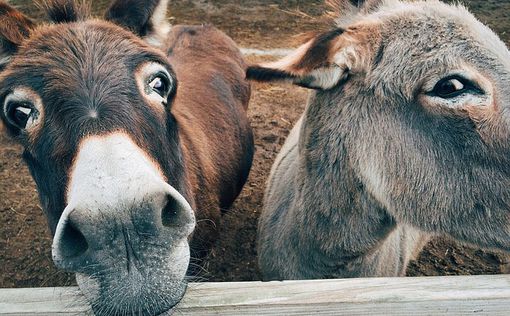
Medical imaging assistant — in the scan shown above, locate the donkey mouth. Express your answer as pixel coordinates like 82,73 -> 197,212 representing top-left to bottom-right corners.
75,238 -> 192,316
78,271 -> 189,316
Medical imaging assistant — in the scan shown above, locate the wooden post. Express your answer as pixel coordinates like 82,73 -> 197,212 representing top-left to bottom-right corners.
1,275 -> 509,315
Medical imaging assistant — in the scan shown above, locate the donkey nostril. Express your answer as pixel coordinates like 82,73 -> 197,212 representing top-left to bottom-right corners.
60,221 -> 89,258
161,195 -> 181,227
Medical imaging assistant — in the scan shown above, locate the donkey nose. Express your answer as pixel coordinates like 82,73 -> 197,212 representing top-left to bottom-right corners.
52,187 -> 195,272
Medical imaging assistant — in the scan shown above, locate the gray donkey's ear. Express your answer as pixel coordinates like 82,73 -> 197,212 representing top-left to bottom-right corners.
327,0 -> 385,26
0,2 -> 35,70
105,0 -> 170,47
247,23 -> 380,90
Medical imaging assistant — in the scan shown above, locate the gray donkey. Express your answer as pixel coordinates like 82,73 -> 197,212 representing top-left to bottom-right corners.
247,0 -> 510,280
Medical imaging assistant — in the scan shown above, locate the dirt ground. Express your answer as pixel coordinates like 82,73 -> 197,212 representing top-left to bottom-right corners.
1,0 -> 510,288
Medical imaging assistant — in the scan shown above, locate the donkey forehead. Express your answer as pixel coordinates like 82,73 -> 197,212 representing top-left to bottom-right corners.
372,1 -> 509,64
3,21 -> 172,92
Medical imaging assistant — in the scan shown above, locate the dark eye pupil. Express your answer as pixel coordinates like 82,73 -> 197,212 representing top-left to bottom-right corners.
150,76 -> 168,97
434,78 -> 465,98
439,81 -> 457,94
14,109 -> 30,126
7,104 -> 32,129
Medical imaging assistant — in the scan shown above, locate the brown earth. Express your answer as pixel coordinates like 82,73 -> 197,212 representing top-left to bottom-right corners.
1,0 -> 510,288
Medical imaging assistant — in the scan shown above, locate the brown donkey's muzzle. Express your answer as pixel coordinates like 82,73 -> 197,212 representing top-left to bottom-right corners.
52,187 -> 194,272
51,133 -> 196,275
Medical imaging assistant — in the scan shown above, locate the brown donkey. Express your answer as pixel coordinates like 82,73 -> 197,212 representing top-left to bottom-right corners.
249,0 -> 510,280
0,0 -> 253,314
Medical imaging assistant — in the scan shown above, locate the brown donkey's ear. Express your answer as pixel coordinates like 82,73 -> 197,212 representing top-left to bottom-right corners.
105,0 -> 170,47
247,25 -> 379,90
0,2 -> 34,69
39,0 -> 91,23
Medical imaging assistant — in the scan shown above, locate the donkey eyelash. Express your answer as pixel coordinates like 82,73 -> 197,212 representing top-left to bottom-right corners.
147,72 -> 169,83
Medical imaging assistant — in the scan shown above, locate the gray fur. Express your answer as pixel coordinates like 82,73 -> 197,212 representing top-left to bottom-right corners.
257,0 -> 510,280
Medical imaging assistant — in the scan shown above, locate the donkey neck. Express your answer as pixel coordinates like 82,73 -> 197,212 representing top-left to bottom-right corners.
291,90 -> 408,277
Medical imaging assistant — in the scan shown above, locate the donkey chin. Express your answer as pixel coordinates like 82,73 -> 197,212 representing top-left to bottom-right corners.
74,244 -> 190,315
57,221 -> 194,316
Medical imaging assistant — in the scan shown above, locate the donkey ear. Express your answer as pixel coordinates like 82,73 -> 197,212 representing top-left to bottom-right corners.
105,0 -> 170,47
40,0 -> 91,23
247,26 -> 377,90
0,2 -> 35,69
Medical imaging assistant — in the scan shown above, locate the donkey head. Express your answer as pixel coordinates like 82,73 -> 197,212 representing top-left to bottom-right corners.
248,0 -> 510,252
0,0 -> 194,314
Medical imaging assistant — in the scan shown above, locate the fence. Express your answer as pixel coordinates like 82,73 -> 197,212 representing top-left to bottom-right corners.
1,275 -> 509,315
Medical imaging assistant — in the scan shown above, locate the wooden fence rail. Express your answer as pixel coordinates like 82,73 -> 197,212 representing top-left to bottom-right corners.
1,275 -> 509,315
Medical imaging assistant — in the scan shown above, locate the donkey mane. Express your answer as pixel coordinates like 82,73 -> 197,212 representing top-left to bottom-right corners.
38,0 -> 91,23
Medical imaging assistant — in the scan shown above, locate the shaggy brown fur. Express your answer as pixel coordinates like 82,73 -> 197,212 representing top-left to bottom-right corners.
0,0 -> 253,314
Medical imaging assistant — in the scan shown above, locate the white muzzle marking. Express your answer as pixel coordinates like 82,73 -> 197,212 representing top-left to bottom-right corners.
52,132 -> 194,261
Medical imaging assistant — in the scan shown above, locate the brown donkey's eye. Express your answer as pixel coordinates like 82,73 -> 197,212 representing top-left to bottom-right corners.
432,76 -> 483,99
6,102 -> 37,129
149,75 -> 170,97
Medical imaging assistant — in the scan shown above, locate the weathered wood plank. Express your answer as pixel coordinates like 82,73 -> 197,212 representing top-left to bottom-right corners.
1,275 -> 509,315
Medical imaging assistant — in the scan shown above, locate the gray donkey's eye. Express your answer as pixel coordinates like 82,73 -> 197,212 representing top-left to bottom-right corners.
432,76 -> 483,99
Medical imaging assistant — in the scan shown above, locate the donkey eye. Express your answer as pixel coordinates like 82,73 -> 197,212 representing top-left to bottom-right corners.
149,75 -> 170,97
6,102 -> 38,129
432,76 -> 482,99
